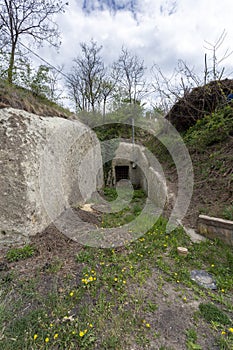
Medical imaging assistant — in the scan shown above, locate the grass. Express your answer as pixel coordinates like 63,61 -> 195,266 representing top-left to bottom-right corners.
6,244 -> 36,262
0,190 -> 233,349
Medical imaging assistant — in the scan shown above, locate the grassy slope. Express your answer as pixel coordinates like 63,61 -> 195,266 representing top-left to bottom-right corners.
0,79 -> 73,119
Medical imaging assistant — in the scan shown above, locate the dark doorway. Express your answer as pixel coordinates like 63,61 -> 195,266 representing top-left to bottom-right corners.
115,166 -> 129,182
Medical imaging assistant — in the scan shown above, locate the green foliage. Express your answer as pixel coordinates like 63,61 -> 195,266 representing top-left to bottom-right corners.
221,205 -> 233,221
6,244 -> 35,262
186,328 -> 202,350
199,303 -> 231,325
185,106 -> 233,149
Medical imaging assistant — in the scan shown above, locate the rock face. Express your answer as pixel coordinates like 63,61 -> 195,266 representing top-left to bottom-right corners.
0,108 -> 103,244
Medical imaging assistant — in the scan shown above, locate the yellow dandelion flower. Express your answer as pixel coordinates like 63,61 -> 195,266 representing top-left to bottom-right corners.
89,276 -> 94,282
123,280 -> 126,284
228,328 -> 233,333
221,331 -> 226,335
33,334 -> 38,340
221,289 -> 225,293
79,331 -> 85,337
54,333 -> 59,339
114,277 -> 118,281
211,264 -> 215,267
72,330 -> 76,335
49,323 -> 53,327
45,337 -> 49,343
93,277 -> 97,281
146,323 -> 151,328
69,291 -> 74,297
89,323 -> 93,328
177,280 -> 180,283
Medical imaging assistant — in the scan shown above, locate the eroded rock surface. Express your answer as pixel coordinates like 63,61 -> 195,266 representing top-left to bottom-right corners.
0,108 -> 103,244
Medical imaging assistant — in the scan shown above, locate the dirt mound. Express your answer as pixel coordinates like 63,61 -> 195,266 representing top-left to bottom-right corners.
166,78 -> 233,131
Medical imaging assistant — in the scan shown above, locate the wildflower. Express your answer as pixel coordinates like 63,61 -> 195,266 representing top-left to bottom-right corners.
49,323 -> 54,327
211,264 -> 215,267
221,289 -> 225,293
54,333 -> 59,339
177,280 -> 180,283
72,331 -> 76,335
221,331 -> 226,335
33,334 -> 38,340
123,280 -> 126,284
146,323 -> 151,328
183,297 -> 187,302
79,329 -> 88,337
229,328 -> 233,333
45,337 -> 49,343
114,277 -> 118,282
89,323 -> 93,328
69,291 -> 74,297
89,276 -> 94,282
163,244 -> 167,247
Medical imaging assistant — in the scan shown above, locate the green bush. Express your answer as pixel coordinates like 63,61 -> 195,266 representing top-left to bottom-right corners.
185,106 -> 233,149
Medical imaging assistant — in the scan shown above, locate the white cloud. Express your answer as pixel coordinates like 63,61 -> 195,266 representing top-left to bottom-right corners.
32,0 -> 233,106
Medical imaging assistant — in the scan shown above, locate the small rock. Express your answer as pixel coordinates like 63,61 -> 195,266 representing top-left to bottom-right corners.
190,270 -> 217,290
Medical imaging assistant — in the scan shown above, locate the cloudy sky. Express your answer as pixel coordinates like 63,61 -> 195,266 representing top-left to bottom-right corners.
35,0 -> 233,107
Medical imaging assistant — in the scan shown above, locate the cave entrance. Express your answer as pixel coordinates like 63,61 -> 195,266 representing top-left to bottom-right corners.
115,165 -> 129,182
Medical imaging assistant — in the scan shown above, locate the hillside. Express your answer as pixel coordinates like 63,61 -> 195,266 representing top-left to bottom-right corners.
0,80 -> 73,119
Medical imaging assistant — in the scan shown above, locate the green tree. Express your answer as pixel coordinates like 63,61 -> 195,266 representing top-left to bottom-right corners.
0,0 -> 68,84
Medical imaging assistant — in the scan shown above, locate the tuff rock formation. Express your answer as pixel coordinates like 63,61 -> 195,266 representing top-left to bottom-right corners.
0,108 -> 103,244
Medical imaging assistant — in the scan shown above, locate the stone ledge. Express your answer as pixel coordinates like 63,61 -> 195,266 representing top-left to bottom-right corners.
198,214 -> 233,246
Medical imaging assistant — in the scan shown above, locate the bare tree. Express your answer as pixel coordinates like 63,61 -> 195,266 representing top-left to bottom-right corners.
67,40 -> 105,113
204,29 -> 233,83
151,59 -> 202,113
0,0 -> 68,84
67,67 -> 88,113
113,47 -> 147,105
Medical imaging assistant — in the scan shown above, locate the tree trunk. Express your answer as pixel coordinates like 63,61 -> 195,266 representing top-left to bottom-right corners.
8,41 -> 16,84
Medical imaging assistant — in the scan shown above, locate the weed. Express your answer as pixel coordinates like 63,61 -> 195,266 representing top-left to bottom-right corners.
199,303 -> 231,325
6,244 -> 35,262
